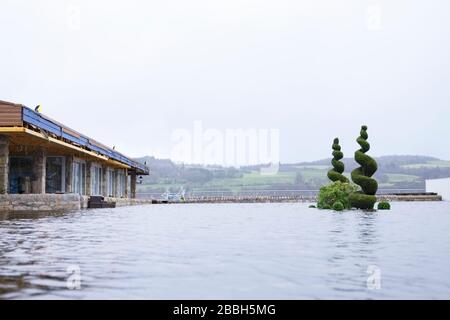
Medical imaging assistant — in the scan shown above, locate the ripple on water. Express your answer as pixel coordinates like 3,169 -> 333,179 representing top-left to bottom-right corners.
1,202 -> 450,299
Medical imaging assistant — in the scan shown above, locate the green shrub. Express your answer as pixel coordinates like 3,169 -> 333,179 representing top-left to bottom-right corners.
309,205 -> 316,208
332,201 -> 344,211
317,181 -> 358,210
350,126 -> 379,209
349,192 -> 377,210
327,138 -> 349,183
377,201 -> 391,210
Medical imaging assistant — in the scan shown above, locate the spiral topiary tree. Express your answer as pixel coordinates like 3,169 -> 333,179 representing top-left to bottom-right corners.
327,138 -> 349,183
349,125 -> 378,210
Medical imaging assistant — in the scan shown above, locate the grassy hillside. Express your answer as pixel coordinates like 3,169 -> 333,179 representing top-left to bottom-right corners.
135,155 -> 450,194
402,160 -> 450,169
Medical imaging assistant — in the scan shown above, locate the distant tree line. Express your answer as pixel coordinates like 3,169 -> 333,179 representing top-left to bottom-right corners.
134,155 -> 448,192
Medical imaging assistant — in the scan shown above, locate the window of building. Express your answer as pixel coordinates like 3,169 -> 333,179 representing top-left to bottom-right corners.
46,156 -> 65,194
107,169 -> 115,197
72,160 -> 86,195
91,164 -> 102,196
8,157 -> 33,194
117,170 -> 126,197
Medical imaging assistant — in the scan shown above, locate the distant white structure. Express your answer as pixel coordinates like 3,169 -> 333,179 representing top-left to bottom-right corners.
426,178 -> 450,201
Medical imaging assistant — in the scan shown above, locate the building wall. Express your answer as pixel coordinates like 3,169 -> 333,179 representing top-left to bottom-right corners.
2,140 -> 137,198
0,194 -> 81,211
0,135 -> 9,194
85,161 -> 92,196
0,193 -> 151,212
426,178 -> 450,201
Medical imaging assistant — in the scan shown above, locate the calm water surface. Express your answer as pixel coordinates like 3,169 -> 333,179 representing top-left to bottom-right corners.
1,202 -> 450,299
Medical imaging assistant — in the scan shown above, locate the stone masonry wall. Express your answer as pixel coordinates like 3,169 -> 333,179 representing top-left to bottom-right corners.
65,155 -> 73,193
0,194 -> 153,212
0,135 -> 9,194
130,172 -> 137,199
0,194 -> 82,212
104,196 -> 153,207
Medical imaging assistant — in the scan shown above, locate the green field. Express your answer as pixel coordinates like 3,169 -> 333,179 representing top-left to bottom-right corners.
134,155 -> 450,194
199,169 -> 332,191
138,168 -> 331,193
138,164 -> 430,193
402,160 -> 450,169
201,171 -> 297,191
385,173 -> 420,183
141,167 -> 424,192
138,183 -> 185,192
294,165 -> 330,170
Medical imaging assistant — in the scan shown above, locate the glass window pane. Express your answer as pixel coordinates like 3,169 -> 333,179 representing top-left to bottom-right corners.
46,157 -> 64,194
8,157 -> 33,194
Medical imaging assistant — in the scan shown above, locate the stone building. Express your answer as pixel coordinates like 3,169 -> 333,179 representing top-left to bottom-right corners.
0,100 -> 149,211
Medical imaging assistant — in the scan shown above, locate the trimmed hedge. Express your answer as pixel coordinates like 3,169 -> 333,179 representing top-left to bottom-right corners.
332,201 -> 345,212
349,192 -> 377,211
350,126 -> 379,210
377,201 -> 391,210
327,138 -> 349,183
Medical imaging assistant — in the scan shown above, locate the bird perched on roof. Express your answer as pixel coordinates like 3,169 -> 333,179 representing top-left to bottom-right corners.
34,105 -> 42,113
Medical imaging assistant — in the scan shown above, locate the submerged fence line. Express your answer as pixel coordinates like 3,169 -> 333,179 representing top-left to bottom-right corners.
137,188 -> 427,200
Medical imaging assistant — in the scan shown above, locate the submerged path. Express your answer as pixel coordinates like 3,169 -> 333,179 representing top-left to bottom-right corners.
142,193 -> 442,204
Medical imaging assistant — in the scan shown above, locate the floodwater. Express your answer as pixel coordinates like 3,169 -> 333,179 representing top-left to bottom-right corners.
1,202 -> 449,299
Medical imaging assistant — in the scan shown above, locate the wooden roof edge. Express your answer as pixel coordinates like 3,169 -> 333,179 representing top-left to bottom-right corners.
0,99 -> 24,107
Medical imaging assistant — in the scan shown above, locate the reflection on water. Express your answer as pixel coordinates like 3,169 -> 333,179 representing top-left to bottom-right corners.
0,210 -> 86,298
0,210 -> 69,221
1,202 -> 450,299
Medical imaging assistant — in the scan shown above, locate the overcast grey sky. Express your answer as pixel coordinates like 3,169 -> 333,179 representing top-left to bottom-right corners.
1,0 -> 449,163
